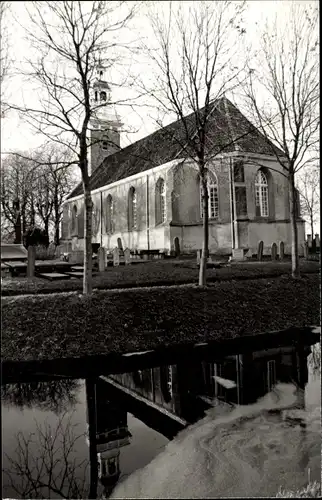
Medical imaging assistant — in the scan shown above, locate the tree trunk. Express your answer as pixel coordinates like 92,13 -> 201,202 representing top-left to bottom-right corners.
198,172 -> 209,286
83,178 -> 93,295
13,199 -> 22,244
289,171 -> 300,278
44,219 -> 50,247
85,378 -> 98,500
54,223 -> 60,247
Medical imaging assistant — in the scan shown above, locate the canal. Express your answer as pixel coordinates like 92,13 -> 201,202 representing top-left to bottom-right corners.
2,341 -> 321,498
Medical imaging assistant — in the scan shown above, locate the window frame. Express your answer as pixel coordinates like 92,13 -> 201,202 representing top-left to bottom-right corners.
155,177 -> 167,225
106,194 -> 114,234
128,186 -> 137,230
71,204 -> 78,236
255,170 -> 269,217
200,171 -> 219,220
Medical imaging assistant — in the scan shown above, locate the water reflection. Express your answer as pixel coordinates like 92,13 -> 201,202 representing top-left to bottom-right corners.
2,342 -> 321,499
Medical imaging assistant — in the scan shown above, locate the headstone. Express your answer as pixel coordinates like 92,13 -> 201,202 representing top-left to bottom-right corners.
307,234 -> 312,248
174,237 -> 180,257
279,241 -> 285,261
98,247 -> 106,272
197,249 -> 201,264
113,247 -> 120,266
124,248 -> 131,265
315,234 -> 320,249
47,242 -> 56,259
232,248 -> 244,261
271,242 -> 277,260
303,241 -> 309,259
257,241 -> 264,261
117,238 -> 123,251
27,246 -> 36,278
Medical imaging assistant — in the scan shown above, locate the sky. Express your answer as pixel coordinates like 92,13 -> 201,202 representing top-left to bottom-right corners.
1,0 -> 319,233
1,0 -> 300,153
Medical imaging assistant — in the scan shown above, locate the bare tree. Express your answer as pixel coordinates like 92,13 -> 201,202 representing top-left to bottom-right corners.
9,1 -> 136,294
0,153 -> 37,243
297,167 -> 320,242
241,2 -> 319,278
0,1 -> 10,117
140,1 -> 248,285
3,410 -> 89,499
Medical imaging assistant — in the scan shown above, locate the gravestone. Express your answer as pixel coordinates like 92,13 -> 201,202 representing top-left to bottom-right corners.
124,248 -> 131,265
113,247 -> 120,266
315,234 -> 320,249
98,247 -> 106,272
174,237 -> 181,257
117,238 -> 123,251
47,242 -> 56,259
197,249 -> 201,265
232,248 -> 244,261
307,234 -> 312,248
27,246 -> 36,278
271,242 -> 277,260
257,241 -> 264,261
279,241 -> 285,261
303,241 -> 309,259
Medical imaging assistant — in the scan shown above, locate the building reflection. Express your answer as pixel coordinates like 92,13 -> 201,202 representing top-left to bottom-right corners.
87,343 -> 311,497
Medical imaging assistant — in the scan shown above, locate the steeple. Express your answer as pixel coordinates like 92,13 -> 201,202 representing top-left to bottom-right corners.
89,61 -> 122,176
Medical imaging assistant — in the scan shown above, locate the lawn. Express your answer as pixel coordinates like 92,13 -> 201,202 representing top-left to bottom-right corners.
2,274 -> 320,365
1,258 -> 319,296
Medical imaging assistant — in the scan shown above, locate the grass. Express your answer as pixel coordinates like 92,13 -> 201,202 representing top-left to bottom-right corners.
2,274 -> 320,364
276,481 -> 321,497
1,259 -> 319,296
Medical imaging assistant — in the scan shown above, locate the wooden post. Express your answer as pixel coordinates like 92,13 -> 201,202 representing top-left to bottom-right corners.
279,241 -> 285,261
257,241 -> 263,261
98,247 -> 106,272
27,245 -> 36,278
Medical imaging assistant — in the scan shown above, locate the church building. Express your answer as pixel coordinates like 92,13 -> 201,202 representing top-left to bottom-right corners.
61,68 -> 305,258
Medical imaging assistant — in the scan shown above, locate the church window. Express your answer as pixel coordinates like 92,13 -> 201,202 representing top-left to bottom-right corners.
100,91 -> 107,101
106,194 -> 113,233
255,170 -> 269,217
71,205 -> 78,235
128,187 -> 137,230
200,171 -> 219,219
155,177 -> 166,225
94,91 -> 98,102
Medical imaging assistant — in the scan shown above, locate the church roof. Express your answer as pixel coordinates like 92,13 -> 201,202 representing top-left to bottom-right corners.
67,97 -> 284,200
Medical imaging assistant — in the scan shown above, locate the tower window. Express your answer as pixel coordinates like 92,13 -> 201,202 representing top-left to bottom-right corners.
100,91 -> 107,101
94,91 -> 98,102
102,141 -> 108,150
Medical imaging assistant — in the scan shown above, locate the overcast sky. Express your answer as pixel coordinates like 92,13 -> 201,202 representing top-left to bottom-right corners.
2,0 -> 304,153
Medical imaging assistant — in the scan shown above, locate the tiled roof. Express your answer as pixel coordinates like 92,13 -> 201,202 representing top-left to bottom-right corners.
67,97 -> 284,199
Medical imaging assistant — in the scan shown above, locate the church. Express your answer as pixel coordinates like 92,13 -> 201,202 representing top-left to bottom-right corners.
61,67 -> 305,258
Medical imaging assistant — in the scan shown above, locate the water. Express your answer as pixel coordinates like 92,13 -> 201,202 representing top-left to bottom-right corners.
2,343 -> 321,499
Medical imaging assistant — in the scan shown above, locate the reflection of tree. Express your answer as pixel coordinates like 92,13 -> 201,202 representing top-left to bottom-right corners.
3,411 -> 89,499
1,379 -> 81,415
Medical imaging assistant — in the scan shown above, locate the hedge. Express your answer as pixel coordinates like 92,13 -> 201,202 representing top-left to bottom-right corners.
2,274 -> 320,365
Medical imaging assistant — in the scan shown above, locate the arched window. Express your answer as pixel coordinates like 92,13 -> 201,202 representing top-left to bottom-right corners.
155,177 -> 166,225
255,170 -> 269,217
200,171 -> 219,219
102,141 -> 108,150
106,194 -> 113,233
100,91 -> 107,101
128,187 -> 137,230
71,205 -> 78,235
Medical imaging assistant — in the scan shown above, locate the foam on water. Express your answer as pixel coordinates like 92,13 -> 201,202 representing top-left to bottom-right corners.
111,383 -> 321,498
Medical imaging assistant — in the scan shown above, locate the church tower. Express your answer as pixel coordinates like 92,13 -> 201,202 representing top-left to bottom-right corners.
89,63 -> 122,176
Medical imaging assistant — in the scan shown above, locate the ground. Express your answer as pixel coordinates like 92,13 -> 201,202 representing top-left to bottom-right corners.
1,258 -> 319,296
